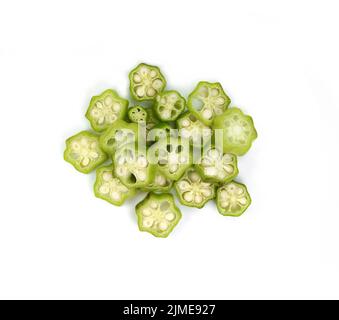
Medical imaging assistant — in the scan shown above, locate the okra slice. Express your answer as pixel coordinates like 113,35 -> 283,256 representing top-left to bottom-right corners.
142,169 -> 173,192
195,146 -> 238,183
128,105 -> 148,124
154,90 -> 185,121
177,112 -> 212,145
213,107 -> 257,156
147,137 -> 192,181
64,131 -> 107,174
129,63 -> 166,101
216,181 -> 251,217
174,168 -> 216,208
136,193 -> 181,238
99,119 -> 138,155
147,122 -> 176,142
94,165 -> 136,206
86,89 -> 128,132
187,81 -> 230,125
113,143 -> 154,188
145,107 -> 160,131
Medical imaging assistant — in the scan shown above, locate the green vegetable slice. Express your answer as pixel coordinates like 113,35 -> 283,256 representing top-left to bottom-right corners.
99,119 -> 138,155
147,122 -> 176,142
195,145 -> 238,183
154,90 -> 185,121
177,112 -> 212,145
64,131 -> 107,174
145,107 -> 160,131
213,107 -> 257,156
174,168 -> 215,208
94,165 -> 136,206
216,181 -> 251,217
128,105 -> 148,124
113,143 -> 154,188
129,63 -> 166,101
86,89 -> 128,132
147,137 -> 192,181
187,81 -> 230,125
136,192 -> 181,238
142,169 -> 173,192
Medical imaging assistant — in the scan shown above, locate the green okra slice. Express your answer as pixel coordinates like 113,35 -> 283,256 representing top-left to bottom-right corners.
94,165 -> 136,206
147,137 -> 192,181
213,107 -> 257,156
147,122 -> 176,143
136,192 -> 182,238
128,105 -> 148,124
177,112 -> 212,145
86,89 -> 128,132
99,119 -> 138,155
216,181 -> 251,217
142,169 -> 173,192
187,81 -> 230,126
145,107 -> 160,131
154,90 -> 185,121
174,168 -> 216,208
113,143 -> 155,188
64,131 -> 107,174
195,145 -> 238,183
129,63 -> 166,101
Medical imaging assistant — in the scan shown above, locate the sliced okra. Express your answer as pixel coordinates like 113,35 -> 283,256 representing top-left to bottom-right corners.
94,165 -> 136,206
147,122 -> 176,142
128,105 -> 148,124
174,168 -> 216,208
99,119 -> 138,155
64,131 -> 107,174
177,112 -> 212,145
147,137 -> 192,181
187,81 -> 230,126
114,143 -> 155,188
154,90 -> 185,121
145,107 -> 160,131
129,63 -> 166,101
216,181 -> 251,217
86,89 -> 128,132
195,146 -> 238,183
142,169 -> 173,192
136,193 -> 181,238
213,107 -> 257,156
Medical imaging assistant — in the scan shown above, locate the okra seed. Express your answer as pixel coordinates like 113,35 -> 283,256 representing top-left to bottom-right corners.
99,185 -> 110,194
142,208 -> 152,217
111,191 -> 121,201
158,221 -> 168,231
89,151 -> 99,159
201,188 -> 212,197
104,96 -> 113,106
202,109 -> 213,119
152,79 -> 163,89
81,157 -> 90,166
188,171 -> 200,182
178,181 -> 190,190
150,202 -> 158,209
211,88 -> 219,97
205,167 -> 217,176
238,197 -> 247,205
181,119 -> 190,127
150,70 -> 157,78
133,74 -> 141,83
112,103 -> 121,112
102,172 -> 113,182
165,213 -> 175,221
136,86 -> 145,97
194,194 -> 203,204
183,191 -> 194,202
143,218 -> 154,228
147,87 -> 156,97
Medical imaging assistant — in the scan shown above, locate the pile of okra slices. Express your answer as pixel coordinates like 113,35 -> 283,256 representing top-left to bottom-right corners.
64,63 -> 257,238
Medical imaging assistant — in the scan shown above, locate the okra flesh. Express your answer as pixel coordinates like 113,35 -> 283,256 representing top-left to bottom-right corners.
216,182 -> 251,216
175,168 -> 215,208
64,131 -> 107,174
86,89 -> 128,132
128,105 -> 148,124
142,169 -> 173,192
136,193 -> 182,238
129,63 -> 166,101
154,90 -> 185,121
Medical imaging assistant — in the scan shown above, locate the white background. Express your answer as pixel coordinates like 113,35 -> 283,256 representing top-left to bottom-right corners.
0,0 -> 338,300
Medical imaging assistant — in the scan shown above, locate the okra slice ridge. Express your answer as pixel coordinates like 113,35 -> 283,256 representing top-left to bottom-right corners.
129,63 -> 166,101
99,119 -> 139,155
128,105 -> 148,124
195,146 -> 238,183
113,143 -> 155,188
86,89 -> 128,132
187,81 -> 230,125
154,90 -> 185,121
64,131 -> 107,174
94,165 -> 136,206
213,107 -> 257,156
136,193 -> 182,238
216,181 -> 251,217
174,168 -> 216,208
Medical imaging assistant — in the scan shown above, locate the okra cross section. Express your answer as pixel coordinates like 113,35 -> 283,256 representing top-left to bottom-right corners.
187,81 -> 230,125
64,131 -> 107,174
86,89 -> 128,132
154,90 -> 185,121
177,112 -> 212,145
114,143 -> 154,188
174,168 -> 216,208
94,165 -> 136,206
196,146 -> 238,183
147,137 -> 192,181
216,182 -> 251,217
213,107 -> 257,156
128,105 -> 148,124
129,63 -> 166,101
136,193 -> 182,238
